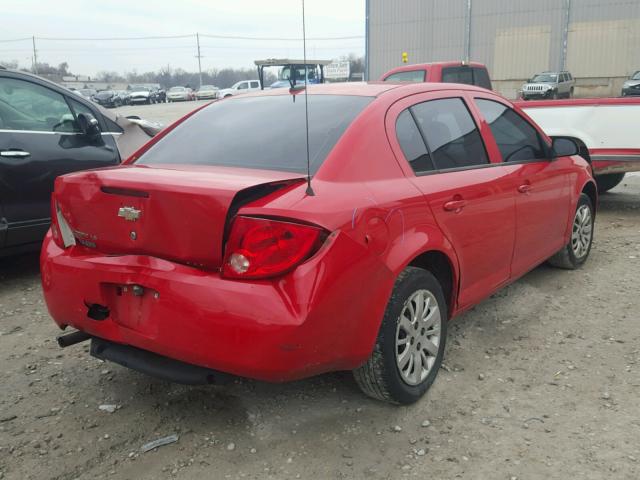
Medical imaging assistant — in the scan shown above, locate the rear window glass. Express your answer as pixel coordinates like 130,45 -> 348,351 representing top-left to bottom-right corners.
472,67 -> 492,89
384,70 -> 426,83
137,94 -> 372,174
441,67 -> 473,85
411,98 -> 489,170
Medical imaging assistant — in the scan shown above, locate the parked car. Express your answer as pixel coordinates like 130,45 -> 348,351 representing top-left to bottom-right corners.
0,67 -> 161,256
92,90 -> 124,108
381,61 -> 492,90
128,85 -> 155,105
167,86 -> 192,102
154,88 -> 166,103
115,90 -> 131,105
43,82 -> 596,404
621,70 -> 640,96
521,71 -> 575,100
195,85 -> 219,100
75,88 -> 97,100
217,80 -> 261,98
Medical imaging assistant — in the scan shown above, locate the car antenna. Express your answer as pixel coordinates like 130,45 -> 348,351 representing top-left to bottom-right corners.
301,0 -> 315,196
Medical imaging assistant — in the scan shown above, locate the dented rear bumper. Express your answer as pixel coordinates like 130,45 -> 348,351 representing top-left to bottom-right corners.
40,231 -> 393,382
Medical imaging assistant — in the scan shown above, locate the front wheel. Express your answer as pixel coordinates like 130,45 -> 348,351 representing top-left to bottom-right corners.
548,193 -> 594,269
595,173 -> 625,193
353,267 -> 447,404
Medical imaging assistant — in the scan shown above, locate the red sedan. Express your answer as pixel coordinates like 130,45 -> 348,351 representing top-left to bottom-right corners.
41,82 -> 596,404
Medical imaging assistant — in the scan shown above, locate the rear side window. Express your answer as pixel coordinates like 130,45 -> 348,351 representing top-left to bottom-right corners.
472,67 -> 492,89
137,95 -> 372,174
410,98 -> 489,170
250,81 -> 260,88
475,99 -> 547,162
384,70 -> 426,83
395,110 -> 433,173
441,67 -> 473,85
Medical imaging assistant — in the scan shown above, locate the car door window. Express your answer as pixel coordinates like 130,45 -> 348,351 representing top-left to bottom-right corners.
237,82 -> 248,90
250,81 -> 260,89
441,67 -> 473,85
476,98 -> 547,162
395,110 -> 434,174
384,70 -> 426,83
0,77 -> 76,132
410,98 -> 489,170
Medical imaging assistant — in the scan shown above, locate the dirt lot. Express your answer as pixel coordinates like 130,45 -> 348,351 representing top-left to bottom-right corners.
1,101 -> 639,480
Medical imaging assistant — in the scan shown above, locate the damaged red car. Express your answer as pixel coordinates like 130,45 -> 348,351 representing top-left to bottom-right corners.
41,83 -> 596,404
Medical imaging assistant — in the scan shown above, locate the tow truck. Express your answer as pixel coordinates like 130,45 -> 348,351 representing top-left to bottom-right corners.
255,58 -> 332,89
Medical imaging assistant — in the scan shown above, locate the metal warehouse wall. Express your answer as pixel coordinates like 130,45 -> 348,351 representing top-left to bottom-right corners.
367,0 -> 640,98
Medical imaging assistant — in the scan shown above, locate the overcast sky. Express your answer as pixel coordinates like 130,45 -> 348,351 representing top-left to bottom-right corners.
0,0 -> 365,76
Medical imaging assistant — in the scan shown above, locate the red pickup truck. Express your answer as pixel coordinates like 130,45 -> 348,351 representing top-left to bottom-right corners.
381,61 -> 492,90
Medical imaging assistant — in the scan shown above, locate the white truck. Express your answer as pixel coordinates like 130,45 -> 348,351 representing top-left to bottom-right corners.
517,97 -> 640,192
217,80 -> 261,98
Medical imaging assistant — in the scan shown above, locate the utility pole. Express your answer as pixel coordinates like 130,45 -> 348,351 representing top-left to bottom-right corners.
464,0 -> 472,63
32,36 -> 38,74
196,33 -> 203,89
560,0 -> 572,71
364,0 -> 369,81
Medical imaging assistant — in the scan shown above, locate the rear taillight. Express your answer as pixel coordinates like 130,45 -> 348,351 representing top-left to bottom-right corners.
50,199 -> 76,249
222,216 -> 325,279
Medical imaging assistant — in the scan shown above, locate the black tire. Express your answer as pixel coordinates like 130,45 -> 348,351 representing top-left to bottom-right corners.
552,90 -> 558,100
548,193 -> 594,269
353,267 -> 447,404
595,173 -> 625,193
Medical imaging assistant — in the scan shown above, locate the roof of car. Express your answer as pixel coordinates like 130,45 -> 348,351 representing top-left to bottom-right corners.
225,81 -> 494,99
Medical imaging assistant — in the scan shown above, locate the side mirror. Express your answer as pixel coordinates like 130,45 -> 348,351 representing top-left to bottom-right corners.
77,112 -> 101,139
551,137 -> 579,157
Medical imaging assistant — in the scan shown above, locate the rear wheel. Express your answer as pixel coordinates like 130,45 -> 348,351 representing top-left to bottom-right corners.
548,193 -> 594,269
353,267 -> 447,404
595,173 -> 625,193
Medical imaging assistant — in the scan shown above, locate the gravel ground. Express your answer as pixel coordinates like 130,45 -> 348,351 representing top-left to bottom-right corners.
1,100 -> 638,480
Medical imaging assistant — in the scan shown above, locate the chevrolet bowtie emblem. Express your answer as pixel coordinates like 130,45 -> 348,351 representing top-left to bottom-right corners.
117,206 -> 141,222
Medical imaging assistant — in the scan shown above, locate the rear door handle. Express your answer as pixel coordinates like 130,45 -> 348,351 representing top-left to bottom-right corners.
517,184 -> 532,194
0,150 -> 31,158
443,199 -> 467,212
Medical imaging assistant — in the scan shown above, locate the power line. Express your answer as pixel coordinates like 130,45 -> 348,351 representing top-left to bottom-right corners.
0,33 -> 364,43
199,33 -> 364,41
0,37 -> 32,43
36,34 -> 196,41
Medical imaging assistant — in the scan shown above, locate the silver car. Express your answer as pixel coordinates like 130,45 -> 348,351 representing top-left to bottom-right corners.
621,71 -> 640,97
521,71 -> 575,100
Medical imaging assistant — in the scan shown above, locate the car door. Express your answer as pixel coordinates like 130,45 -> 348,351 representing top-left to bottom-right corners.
388,92 -> 517,310
236,82 -> 249,94
0,74 -> 119,249
473,95 -> 572,277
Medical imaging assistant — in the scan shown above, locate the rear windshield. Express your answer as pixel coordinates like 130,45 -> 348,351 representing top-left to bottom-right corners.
137,94 -> 372,174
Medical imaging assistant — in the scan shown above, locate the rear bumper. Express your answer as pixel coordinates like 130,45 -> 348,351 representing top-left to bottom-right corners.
591,149 -> 640,175
40,231 -> 393,382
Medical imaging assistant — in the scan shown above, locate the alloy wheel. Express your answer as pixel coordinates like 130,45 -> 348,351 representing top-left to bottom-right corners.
571,204 -> 592,259
395,289 -> 442,386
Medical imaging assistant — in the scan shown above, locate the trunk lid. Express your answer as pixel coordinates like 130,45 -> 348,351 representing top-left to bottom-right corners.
54,165 -> 304,269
